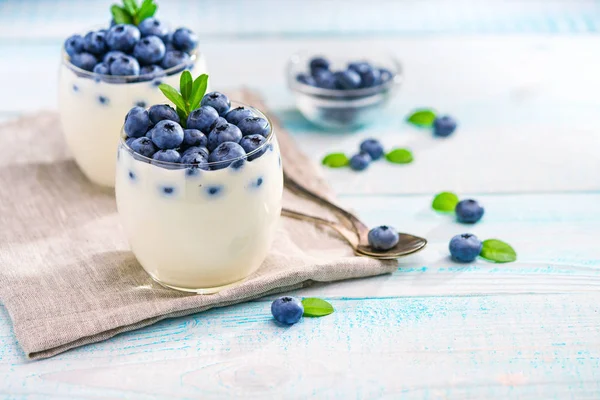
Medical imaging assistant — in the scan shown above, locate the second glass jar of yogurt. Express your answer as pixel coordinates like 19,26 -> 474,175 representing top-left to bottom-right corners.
59,8 -> 206,187
115,101 -> 283,293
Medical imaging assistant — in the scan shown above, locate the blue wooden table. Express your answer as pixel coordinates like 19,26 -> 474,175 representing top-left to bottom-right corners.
2,1 -> 600,398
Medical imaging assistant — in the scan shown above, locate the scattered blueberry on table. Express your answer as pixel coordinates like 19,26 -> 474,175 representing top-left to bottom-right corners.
455,199 -> 485,224
63,0 -> 198,81
349,152 -> 371,171
271,296 -> 304,325
433,115 -> 458,137
296,56 -> 393,89
449,233 -> 483,263
323,138 -> 413,171
122,72 -> 271,170
368,225 -> 400,251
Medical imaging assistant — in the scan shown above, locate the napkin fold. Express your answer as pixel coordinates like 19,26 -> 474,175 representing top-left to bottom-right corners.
0,89 -> 396,359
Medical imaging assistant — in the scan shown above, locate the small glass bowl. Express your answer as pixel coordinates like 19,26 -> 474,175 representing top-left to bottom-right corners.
287,51 -> 402,130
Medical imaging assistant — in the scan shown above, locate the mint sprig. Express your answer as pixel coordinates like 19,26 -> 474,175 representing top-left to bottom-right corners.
322,153 -> 349,168
432,191 -> 459,212
158,72 -> 209,128
301,298 -> 334,317
406,108 -> 436,127
385,148 -> 413,164
111,0 -> 157,25
480,239 -> 517,263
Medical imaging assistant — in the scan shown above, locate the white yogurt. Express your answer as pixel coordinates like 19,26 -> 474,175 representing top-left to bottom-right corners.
115,133 -> 283,293
58,54 -> 208,187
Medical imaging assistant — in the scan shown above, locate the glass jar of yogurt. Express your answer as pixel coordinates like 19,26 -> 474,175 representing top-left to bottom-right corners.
58,48 -> 208,187
115,103 -> 283,293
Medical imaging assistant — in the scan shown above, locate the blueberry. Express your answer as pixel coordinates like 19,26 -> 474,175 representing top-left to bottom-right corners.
237,117 -> 270,137
110,55 -> 140,76
161,50 -> 191,69
93,62 -> 110,75
83,31 -> 107,55
309,57 -> 330,75
130,137 -> 157,158
209,116 -> 228,132
201,92 -> 230,116
224,107 -> 254,125
358,67 -> 381,88
138,17 -> 170,40
296,73 -> 316,86
334,69 -> 361,90
368,225 -> 399,251
182,146 -> 209,159
132,35 -> 165,65
239,134 -> 267,161
140,64 -> 165,78
64,34 -> 84,56
208,142 -> 246,170
183,129 -> 207,147
125,137 -> 136,147
106,24 -> 141,52
449,233 -> 482,262
349,152 -> 371,171
379,68 -> 393,83
152,149 -> 181,164
172,28 -> 198,52
455,199 -> 484,224
347,61 -> 371,74
70,52 -> 98,71
433,115 -> 458,137
313,69 -> 336,89
148,104 -> 180,124
124,106 -> 152,138
207,123 -> 243,151
359,138 -> 385,160
103,50 -> 126,65
181,152 -> 209,169
271,296 -> 303,325
151,120 -> 184,149
187,105 -> 219,133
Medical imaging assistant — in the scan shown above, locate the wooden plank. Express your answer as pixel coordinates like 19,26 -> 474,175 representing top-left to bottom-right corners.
1,295 -> 599,399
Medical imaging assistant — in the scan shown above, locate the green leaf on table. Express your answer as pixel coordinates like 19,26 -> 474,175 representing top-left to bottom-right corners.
322,153 -> 349,168
406,108 -> 436,127
385,148 -> 413,164
302,298 -> 334,317
189,74 -> 209,110
136,0 -> 158,23
179,70 -> 193,105
122,0 -> 139,16
111,5 -> 133,24
158,84 -> 187,111
432,191 -> 459,213
480,239 -> 517,263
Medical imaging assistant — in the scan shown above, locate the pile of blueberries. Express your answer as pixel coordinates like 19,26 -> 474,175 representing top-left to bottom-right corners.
64,18 -> 197,79
296,56 -> 393,90
123,92 -> 271,170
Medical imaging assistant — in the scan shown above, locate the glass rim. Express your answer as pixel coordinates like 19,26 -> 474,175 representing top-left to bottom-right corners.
287,51 -> 403,98
120,101 -> 275,168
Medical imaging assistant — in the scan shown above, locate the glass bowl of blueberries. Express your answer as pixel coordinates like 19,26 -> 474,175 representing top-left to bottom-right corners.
287,52 -> 402,130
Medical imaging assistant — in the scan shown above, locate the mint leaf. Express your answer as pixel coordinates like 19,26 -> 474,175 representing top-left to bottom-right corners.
180,71 -> 193,105
480,239 -> 517,263
158,84 -> 186,111
176,107 -> 187,128
432,191 -> 459,212
136,0 -> 157,23
301,298 -> 334,317
407,109 -> 436,127
385,148 -> 413,164
111,5 -> 133,24
189,74 -> 209,110
122,0 -> 138,16
322,153 -> 349,168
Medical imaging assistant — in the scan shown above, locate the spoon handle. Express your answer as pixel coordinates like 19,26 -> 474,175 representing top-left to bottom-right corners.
281,208 -> 360,250
283,171 -> 370,242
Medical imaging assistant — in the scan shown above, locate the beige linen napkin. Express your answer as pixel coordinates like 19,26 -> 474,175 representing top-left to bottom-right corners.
0,89 -> 396,360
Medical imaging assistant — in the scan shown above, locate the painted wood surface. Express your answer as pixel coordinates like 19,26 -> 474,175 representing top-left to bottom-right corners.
1,0 -> 600,398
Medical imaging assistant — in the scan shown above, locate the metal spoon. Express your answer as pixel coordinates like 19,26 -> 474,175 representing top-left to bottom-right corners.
282,208 -> 426,259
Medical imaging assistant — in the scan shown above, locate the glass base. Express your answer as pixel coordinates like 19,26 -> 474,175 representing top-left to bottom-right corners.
148,273 -> 248,295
